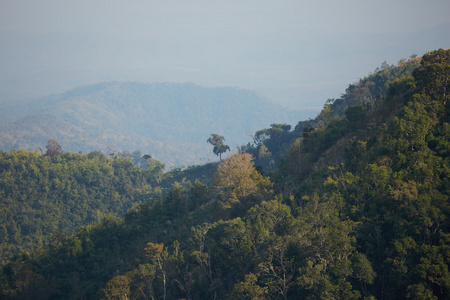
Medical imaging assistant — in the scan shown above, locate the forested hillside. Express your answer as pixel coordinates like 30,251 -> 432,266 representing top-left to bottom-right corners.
0,147 -> 221,265
0,82 -> 312,166
0,150 -> 166,265
238,55 -> 422,170
0,49 -> 448,300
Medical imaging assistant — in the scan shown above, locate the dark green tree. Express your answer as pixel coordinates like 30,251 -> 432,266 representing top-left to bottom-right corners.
254,124 -> 292,155
207,134 -> 230,161
232,273 -> 268,299
45,139 -> 62,157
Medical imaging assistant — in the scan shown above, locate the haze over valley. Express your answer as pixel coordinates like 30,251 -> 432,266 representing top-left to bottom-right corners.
0,82 -> 313,166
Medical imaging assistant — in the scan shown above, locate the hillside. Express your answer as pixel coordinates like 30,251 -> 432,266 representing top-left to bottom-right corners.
0,82 -> 314,166
238,56 -> 423,170
0,150 -> 168,265
0,49 -> 448,300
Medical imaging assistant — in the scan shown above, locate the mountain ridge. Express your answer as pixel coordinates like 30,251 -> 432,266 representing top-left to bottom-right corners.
0,82 -> 315,166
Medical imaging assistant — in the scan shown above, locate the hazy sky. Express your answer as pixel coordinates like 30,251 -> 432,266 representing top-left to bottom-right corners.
1,0 -> 449,108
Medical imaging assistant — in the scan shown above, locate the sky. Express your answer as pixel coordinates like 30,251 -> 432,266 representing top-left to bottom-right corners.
1,0 -> 449,109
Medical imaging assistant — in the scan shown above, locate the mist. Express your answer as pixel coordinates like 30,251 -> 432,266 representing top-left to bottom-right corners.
1,0 -> 449,108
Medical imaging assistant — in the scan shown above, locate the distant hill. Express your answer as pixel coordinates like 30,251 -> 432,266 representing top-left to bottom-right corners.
0,82 -> 313,166
1,49 -> 448,300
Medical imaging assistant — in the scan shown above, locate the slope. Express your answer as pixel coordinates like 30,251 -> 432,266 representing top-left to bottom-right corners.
0,49 -> 448,300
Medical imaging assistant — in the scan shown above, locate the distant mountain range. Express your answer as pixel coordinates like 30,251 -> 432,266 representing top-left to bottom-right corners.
0,82 -> 316,166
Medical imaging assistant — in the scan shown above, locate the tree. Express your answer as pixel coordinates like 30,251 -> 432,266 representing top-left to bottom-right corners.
207,134 -> 230,161
102,275 -> 132,300
257,144 -> 274,170
257,238 -> 295,300
127,264 -> 156,300
211,153 -> 258,209
413,48 -> 450,103
145,242 -> 168,300
232,273 -> 268,299
345,105 -> 366,127
254,124 -> 292,155
45,139 -> 62,157
352,252 -> 376,296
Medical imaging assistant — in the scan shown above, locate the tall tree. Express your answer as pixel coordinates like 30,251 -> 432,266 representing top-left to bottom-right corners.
45,139 -> 62,156
145,242 -> 169,300
207,134 -> 230,161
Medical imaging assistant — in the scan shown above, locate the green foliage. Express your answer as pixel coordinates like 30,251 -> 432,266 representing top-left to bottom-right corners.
241,56 -> 421,172
231,273 -> 268,299
102,275 -> 132,300
283,49 -> 450,299
211,153 -> 273,216
414,48 -> 450,102
0,150 -> 164,264
254,124 -> 292,154
1,49 -> 449,300
207,133 -> 230,161
345,105 -> 366,126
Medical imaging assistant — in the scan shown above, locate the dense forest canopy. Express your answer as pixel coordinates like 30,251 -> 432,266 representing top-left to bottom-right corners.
0,150 -> 167,265
0,49 -> 449,299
